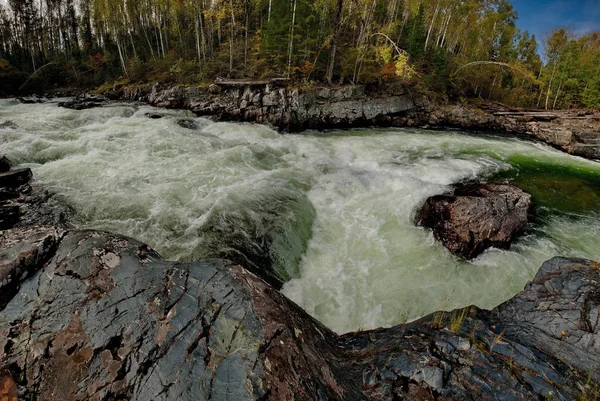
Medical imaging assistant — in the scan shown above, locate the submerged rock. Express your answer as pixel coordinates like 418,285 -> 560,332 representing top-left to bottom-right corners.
0,121 -> 17,130
58,100 -> 103,110
145,112 -> 164,119
16,96 -> 46,104
177,118 -> 198,129
416,184 -> 533,259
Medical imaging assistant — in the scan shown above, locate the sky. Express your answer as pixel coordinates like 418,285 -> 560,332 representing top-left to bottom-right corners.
511,0 -> 600,41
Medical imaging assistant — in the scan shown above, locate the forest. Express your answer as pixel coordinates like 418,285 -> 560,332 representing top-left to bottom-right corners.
0,0 -> 599,109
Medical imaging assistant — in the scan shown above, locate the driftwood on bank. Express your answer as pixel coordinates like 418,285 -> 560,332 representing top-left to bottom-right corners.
214,77 -> 291,87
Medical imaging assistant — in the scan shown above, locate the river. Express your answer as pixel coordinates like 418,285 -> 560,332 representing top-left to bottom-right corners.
2,98 -> 600,334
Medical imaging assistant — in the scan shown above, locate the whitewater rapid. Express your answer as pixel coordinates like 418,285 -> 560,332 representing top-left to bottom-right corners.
2,99 -> 600,333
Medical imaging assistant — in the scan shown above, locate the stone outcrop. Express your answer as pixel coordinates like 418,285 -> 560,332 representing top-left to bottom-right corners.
403,104 -> 600,160
58,94 -> 108,110
101,83 -> 600,161
1,164 -> 600,401
107,82 -> 417,132
416,184 -> 533,259
0,157 -> 70,231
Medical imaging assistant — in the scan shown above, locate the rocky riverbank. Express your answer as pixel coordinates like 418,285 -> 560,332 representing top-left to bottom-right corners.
96,82 -> 600,161
1,161 -> 600,400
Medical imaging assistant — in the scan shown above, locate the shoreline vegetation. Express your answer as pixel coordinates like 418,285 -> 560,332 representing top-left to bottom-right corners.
0,0 -> 599,111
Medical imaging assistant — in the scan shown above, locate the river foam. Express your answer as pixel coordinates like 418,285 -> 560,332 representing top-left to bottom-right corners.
2,100 -> 600,333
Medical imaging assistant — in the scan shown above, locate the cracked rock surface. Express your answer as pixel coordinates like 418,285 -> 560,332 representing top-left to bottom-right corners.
1,229 -> 599,400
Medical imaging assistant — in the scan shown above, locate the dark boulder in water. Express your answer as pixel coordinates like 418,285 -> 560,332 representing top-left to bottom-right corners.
0,168 -> 32,188
145,112 -> 164,119
16,96 -> 46,104
0,156 -> 11,172
0,121 -> 17,130
58,94 -> 107,110
416,183 -> 533,259
177,118 -> 198,129
58,100 -> 103,110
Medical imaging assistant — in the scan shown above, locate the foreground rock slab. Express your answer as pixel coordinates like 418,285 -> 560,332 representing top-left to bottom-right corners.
416,184 -> 533,259
1,228 -> 599,400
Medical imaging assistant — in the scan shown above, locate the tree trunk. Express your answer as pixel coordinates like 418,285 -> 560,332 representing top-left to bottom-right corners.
326,0 -> 343,84
553,81 -> 562,110
425,3 -> 439,51
229,0 -> 236,75
286,0 -> 297,78
545,61 -> 557,110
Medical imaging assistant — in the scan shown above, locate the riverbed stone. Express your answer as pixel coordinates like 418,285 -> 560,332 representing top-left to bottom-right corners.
416,184 -> 533,259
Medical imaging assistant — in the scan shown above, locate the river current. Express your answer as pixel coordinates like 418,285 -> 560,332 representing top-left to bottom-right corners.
2,99 -> 600,333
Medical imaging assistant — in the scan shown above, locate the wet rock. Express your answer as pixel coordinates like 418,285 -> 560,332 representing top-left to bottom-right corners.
0,226 -> 61,309
416,184 -> 533,259
177,119 -> 198,129
0,121 -> 17,130
16,96 -> 46,104
2,149 -> 595,401
0,205 -> 20,230
15,186 -> 72,228
177,119 -> 198,130
0,168 -> 32,188
145,112 -> 164,119
0,189 -> 19,202
58,94 -> 107,110
58,100 -> 103,110
0,156 -> 11,173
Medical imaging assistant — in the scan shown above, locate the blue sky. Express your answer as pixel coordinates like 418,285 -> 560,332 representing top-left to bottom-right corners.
511,0 -> 600,40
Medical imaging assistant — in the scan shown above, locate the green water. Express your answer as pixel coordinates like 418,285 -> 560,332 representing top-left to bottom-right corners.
494,154 -> 600,215
1,99 -> 600,333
